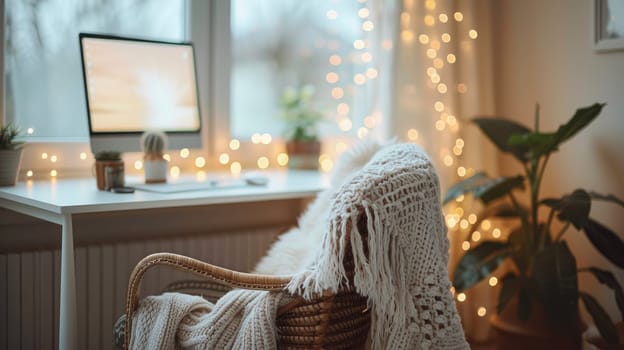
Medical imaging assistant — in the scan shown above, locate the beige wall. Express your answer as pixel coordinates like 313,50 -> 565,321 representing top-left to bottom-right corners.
491,0 -> 624,322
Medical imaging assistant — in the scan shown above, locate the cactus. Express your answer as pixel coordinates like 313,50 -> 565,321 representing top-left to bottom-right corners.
141,131 -> 167,160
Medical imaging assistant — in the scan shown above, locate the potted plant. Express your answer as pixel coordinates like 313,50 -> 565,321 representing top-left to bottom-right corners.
94,151 -> 123,190
0,123 -> 25,186
443,103 -> 624,348
141,130 -> 167,183
279,85 -> 323,169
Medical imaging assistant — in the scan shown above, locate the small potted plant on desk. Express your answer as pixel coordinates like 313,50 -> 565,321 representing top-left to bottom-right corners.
0,123 -> 25,186
279,85 -> 323,170
94,151 -> 123,190
141,130 -> 168,183
444,103 -> 624,349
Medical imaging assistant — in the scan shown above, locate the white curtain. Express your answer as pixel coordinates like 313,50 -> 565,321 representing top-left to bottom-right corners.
389,0 -> 499,342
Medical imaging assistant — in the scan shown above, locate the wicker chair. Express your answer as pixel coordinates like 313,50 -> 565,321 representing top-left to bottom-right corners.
120,216 -> 371,350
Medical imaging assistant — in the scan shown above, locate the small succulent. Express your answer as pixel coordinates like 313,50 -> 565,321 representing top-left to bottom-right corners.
141,131 -> 167,160
94,151 -> 122,161
279,85 -> 323,142
0,123 -> 24,150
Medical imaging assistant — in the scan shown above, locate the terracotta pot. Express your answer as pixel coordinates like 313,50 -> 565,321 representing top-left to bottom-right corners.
490,296 -> 584,350
0,149 -> 23,186
285,141 -> 321,170
94,160 -> 124,190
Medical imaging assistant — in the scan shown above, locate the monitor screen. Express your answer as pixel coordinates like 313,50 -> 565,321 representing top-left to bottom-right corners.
79,33 -> 202,153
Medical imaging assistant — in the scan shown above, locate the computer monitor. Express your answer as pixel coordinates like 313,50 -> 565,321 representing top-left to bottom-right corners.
79,33 -> 202,154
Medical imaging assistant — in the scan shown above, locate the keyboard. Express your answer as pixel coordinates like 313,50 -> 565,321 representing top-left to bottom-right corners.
131,176 -> 268,194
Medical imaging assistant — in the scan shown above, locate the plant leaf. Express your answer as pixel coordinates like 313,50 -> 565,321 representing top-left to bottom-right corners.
532,241 -> 579,327
508,227 -> 531,274
589,192 -> 624,208
472,117 -> 532,162
543,103 -> 605,154
443,172 -> 490,204
497,273 -> 519,314
586,267 -> 624,320
468,202 -> 525,238
580,292 -> 619,345
517,283 -> 533,321
453,241 -> 510,292
542,189 -> 591,230
473,175 -> 525,204
583,218 -> 624,268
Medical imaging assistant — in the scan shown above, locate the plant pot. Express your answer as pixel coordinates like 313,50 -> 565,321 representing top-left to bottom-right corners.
490,295 -> 584,350
94,160 -> 124,190
144,160 -> 167,183
285,140 -> 320,170
0,148 -> 23,186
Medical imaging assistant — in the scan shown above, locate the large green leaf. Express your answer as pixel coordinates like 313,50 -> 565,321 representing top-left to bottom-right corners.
497,273 -> 519,314
517,283 -> 533,321
580,292 -> 619,345
542,189 -> 591,230
587,267 -> 624,319
467,202 -> 525,238
507,227 -> 531,274
582,218 -> 624,268
453,241 -> 510,292
532,241 -> 579,328
473,175 -> 525,204
443,172 -> 489,204
472,117 -> 532,162
589,192 -> 624,208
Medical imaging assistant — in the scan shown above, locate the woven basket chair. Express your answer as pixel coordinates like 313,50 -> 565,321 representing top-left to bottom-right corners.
121,216 -> 371,350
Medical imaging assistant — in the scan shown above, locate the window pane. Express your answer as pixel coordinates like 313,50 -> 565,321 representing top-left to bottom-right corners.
5,0 -> 187,139
230,0 -> 372,140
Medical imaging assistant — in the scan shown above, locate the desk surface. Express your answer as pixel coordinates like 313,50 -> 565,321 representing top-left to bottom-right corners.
0,170 -> 328,215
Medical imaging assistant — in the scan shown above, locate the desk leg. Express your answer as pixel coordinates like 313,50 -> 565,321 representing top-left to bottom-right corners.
59,214 -> 77,350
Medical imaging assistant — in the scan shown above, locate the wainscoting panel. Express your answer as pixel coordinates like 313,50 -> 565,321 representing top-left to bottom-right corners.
0,228 -> 281,350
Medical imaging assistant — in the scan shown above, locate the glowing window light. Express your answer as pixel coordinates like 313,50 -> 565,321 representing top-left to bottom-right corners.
481,220 -> 492,230
251,133 -> 262,144
230,161 -> 241,175
457,166 -> 467,177
439,13 -> 448,23
435,120 -> 446,131
433,58 -> 444,69
477,307 -> 487,317
320,158 -> 334,173
261,133 -> 272,144
357,127 -> 369,139
354,74 -> 367,85
362,21 -> 374,31
50,170 -> 57,177
489,277 -> 498,287
195,157 -> 206,168
457,293 -> 466,302
418,34 -> 429,45
50,155 -> 58,163
472,231 -> 481,242
447,53 -> 456,63
219,153 -> 230,165
27,127 -> 34,135
468,214 -> 477,224
459,219 -> 469,230
331,87 -> 344,99
454,12 -> 464,22
434,101 -> 445,112
326,72 -> 339,84
426,49 -> 437,59
441,33 -> 451,43
276,153 -> 289,166
358,8 -> 370,18
163,154 -> 171,162
338,118 -> 353,131
257,157 -> 269,169
134,160 -> 143,170
437,83 -> 448,94
41,152 -> 48,160
26,170 -> 33,177
337,103 -> 350,114
364,116 -> 376,128
443,155 -> 454,167
431,74 -> 440,84
329,55 -> 342,66
229,139 -> 240,150
326,10 -> 337,20
426,67 -> 437,76
401,30 -> 414,43
469,29 -> 479,39
492,228 -> 502,238
169,166 -> 180,178
79,152 -> 87,160
430,39 -> 441,50
425,0 -> 436,10
424,15 -> 435,26
361,52 -> 373,62
353,39 -> 365,49
461,241 -> 470,251
180,148 -> 190,158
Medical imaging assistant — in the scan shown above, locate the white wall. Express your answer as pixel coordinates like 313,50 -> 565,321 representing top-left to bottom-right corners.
492,0 -> 624,322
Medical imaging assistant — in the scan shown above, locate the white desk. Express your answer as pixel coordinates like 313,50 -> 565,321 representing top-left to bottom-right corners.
0,170 -> 326,350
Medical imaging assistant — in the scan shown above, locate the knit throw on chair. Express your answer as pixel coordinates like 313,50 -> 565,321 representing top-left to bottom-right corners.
288,143 -> 469,349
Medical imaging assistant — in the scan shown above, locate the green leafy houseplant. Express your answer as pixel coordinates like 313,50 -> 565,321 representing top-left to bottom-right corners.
444,103 -> 624,344
0,123 -> 24,150
279,85 -> 323,143
0,124 -> 25,186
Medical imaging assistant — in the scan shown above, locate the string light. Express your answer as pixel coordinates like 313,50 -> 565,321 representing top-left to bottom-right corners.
468,214 -> 477,224
180,148 -> 190,158
477,307 -> 487,317
257,157 -> 269,169
358,8 -> 370,18
492,228 -> 502,238
79,152 -> 87,160
447,53 -> 456,63
326,72 -> 339,83
469,29 -> 479,39
276,153 -> 289,166
418,34 -> 430,45
260,133 -> 272,144
481,220 -> 492,230
361,52 -> 373,62
41,153 -> 48,160
326,10 -> 337,20
229,139 -> 240,150
50,170 -> 57,177
26,170 -> 33,177
50,155 -> 58,163
230,161 -> 241,175
195,156 -> 206,168
362,21 -> 374,31
329,55 -> 342,65
408,129 -> 419,141
461,241 -> 470,251
454,12 -> 464,22
251,133 -> 262,144
219,153 -> 230,165
439,13 -> 448,23
441,33 -> 451,43
170,166 -> 180,178
471,231 -> 481,242
134,160 -> 143,170
457,293 -> 466,302
27,128 -> 34,135
489,277 -> 498,287
163,154 -> 171,162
